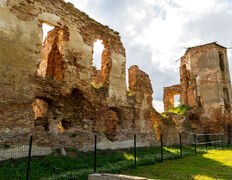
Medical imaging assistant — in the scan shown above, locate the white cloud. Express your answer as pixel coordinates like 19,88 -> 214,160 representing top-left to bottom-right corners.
64,0 -> 232,107
93,40 -> 104,70
42,23 -> 54,41
153,100 -> 164,113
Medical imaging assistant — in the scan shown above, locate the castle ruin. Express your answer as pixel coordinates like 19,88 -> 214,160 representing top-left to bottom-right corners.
0,0 -> 157,154
164,42 -> 232,133
0,0 -> 231,158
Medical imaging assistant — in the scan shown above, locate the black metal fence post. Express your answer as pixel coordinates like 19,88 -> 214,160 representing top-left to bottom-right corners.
26,135 -> 33,180
94,134 -> 97,173
179,133 -> 182,158
194,134 -> 197,156
160,134 -> 163,162
134,134 -> 136,168
221,134 -> 224,149
214,134 -> 216,150
205,134 -> 208,152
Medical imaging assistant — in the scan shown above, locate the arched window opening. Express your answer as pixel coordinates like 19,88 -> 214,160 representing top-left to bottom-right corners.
37,22 -> 63,80
91,39 -> 105,88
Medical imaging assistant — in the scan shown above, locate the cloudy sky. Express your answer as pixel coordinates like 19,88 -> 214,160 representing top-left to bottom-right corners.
63,0 -> 232,112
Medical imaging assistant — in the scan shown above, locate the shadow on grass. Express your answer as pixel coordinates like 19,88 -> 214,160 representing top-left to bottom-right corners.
0,146 -> 230,180
125,149 -> 232,180
0,146 -> 189,180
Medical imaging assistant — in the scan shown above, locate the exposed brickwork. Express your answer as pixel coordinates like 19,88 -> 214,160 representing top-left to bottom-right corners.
165,42 -> 232,133
37,28 -> 63,80
163,84 -> 181,111
0,0 -> 157,152
128,65 -> 154,133
94,108 -> 119,141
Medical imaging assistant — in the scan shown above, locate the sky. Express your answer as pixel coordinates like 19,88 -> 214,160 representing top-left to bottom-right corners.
60,0 -> 232,112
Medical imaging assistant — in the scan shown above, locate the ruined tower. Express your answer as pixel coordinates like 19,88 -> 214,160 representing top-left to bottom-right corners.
164,42 -> 232,133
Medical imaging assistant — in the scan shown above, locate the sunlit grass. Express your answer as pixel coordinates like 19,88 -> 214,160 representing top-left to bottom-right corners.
1,145 -> 227,180
203,150 -> 232,167
123,153 -> 137,161
125,149 -> 232,180
193,175 -> 216,180
0,145 -> 197,180
163,147 -> 180,154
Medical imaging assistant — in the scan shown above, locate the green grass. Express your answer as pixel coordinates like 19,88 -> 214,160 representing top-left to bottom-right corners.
0,145 -> 198,180
0,145 -> 227,180
125,148 -> 232,180
168,104 -> 191,115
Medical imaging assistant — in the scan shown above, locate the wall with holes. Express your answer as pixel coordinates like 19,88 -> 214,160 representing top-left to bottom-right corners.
165,43 -> 232,134
0,0 -> 157,151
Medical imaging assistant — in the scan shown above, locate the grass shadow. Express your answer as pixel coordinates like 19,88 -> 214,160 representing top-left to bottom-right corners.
125,149 -> 232,180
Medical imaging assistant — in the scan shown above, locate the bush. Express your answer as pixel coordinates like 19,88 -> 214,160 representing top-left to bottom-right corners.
126,89 -> 132,96
168,104 -> 191,115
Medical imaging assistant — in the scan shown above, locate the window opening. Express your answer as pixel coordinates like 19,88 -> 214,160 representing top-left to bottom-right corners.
37,23 -> 63,80
93,40 -> 104,70
174,94 -> 180,107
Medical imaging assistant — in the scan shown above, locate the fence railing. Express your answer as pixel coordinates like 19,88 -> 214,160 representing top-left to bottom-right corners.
192,133 -> 225,155
0,132 -> 230,179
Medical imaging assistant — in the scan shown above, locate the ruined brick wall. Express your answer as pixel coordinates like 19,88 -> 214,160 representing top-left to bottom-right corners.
178,43 -> 232,133
37,28 -> 63,80
128,65 -> 155,133
0,0 -> 158,153
163,84 -> 181,111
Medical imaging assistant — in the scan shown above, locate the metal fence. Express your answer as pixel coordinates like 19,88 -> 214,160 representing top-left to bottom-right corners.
193,133 -> 225,153
0,132 -> 230,180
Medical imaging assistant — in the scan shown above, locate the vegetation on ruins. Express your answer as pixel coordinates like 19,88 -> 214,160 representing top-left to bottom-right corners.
126,89 -> 132,96
90,81 -> 104,89
160,104 -> 191,118
168,104 -> 191,115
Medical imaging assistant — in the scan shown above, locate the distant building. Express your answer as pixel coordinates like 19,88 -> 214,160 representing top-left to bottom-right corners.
163,42 -> 232,133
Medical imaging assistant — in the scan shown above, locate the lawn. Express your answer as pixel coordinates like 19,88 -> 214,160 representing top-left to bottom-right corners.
125,149 -> 232,180
0,145 -> 227,180
0,146 -> 197,180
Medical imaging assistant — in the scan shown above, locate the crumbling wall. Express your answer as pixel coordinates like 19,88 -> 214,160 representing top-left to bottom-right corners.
151,110 -> 192,145
37,28 -> 64,80
169,43 -> 232,133
128,65 -> 154,133
163,84 -> 181,111
0,0 -> 157,153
